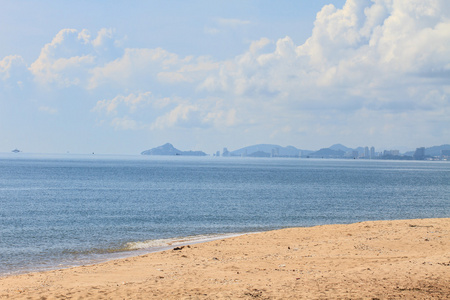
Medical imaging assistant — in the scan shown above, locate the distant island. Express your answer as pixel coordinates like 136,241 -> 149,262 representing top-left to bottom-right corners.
141,143 -> 207,156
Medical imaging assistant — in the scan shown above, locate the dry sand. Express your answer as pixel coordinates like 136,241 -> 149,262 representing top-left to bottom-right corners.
1,218 -> 449,299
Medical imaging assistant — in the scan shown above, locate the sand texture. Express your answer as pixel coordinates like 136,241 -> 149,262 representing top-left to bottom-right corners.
1,218 -> 449,299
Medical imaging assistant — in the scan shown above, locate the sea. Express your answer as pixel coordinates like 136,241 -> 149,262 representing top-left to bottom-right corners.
0,153 -> 449,276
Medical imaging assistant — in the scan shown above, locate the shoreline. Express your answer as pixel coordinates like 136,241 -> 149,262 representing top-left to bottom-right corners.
1,218 -> 449,299
0,232 -> 250,278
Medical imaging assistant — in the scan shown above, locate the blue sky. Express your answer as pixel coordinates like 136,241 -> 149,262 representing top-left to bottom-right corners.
1,0 -> 449,154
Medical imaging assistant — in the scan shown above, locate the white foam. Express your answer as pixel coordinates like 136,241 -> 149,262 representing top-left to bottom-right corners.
124,233 -> 246,251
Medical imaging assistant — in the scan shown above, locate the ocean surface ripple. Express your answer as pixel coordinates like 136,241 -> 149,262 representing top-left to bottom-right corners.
0,154 -> 448,275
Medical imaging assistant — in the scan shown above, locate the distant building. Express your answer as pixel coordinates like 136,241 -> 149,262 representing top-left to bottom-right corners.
222,147 -> 230,157
364,147 -> 369,158
271,148 -> 279,157
441,150 -> 450,159
383,150 -> 400,156
344,151 -> 353,158
413,147 -> 426,160
352,150 -> 359,158
215,151 -> 220,157
370,146 -> 375,159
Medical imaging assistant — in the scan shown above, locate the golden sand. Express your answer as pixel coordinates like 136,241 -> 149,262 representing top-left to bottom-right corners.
1,218 -> 449,299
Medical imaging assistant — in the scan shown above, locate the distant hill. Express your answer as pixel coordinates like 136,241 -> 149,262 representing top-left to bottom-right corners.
309,148 -> 345,158
248,151 -> 271,158
141,143 -> 207,156
329,144 -> 367,154
230,144 -> 312,157
425,144 -> 450,156
329,144 -> 352,153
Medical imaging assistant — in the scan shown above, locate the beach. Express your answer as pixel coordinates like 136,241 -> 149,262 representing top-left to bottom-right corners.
1,218 -> 449,299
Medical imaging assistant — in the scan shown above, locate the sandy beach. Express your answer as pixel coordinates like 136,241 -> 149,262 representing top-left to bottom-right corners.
1,218 -> 449,299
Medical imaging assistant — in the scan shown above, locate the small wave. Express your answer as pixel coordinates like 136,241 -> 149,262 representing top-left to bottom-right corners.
63,233 -> 245,256
124,238 -> 180,250
124,233 -> 242,251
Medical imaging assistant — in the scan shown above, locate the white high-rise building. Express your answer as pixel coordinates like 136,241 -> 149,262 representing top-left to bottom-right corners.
222,148 -> 230,157
364,147 -> 369,158
370,146 -> 375,159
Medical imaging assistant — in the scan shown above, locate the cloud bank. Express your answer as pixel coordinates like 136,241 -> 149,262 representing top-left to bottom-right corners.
1,0 -> 449,152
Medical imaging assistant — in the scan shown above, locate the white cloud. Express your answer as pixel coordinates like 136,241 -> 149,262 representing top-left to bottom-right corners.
92,28 -> 114,48
92,91 -> 153,115
204,18 -> 251,36
38,106 -> 58,114
88,48 -> 182,89
150,98 -> 238,130
92,90 -> 238,132
151,103 -> 199,129
204,27 -> 220,35
216,18 -> 251,27
1,55 -> 25,80
0,55 -> 30,89
89,48 -> 218,89
29,28 -> 121,87
202,0 -> 450,109
249,38 -> 271,54
111,116 -> 139,130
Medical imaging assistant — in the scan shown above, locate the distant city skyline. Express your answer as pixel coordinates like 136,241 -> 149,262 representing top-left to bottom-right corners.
1,1 -> 449,155
137,142 -> 450,160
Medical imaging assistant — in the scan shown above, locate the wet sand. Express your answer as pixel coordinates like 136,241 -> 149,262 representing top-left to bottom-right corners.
1,218 -> 449,299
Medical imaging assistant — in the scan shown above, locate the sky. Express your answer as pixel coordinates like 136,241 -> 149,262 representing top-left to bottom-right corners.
1,0 -> 449,155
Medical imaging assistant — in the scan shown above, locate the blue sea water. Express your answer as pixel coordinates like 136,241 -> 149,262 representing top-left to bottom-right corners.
0,153 -> 449,276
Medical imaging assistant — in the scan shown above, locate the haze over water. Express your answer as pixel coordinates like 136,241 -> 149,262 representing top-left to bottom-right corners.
0,154 -> 449,276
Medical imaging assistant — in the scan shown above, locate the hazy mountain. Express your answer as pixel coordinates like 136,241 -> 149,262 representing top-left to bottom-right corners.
308,148 -> 345,158
329,144 -> 352,152
330,144 -> 370,155
141,143 -> 207,156
230,144 -> 310,157
425,144 -> 450,156
248,151 -> 271,158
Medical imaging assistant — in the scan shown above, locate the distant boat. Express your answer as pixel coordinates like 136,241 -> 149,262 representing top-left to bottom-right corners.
12,149 -> 21,153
